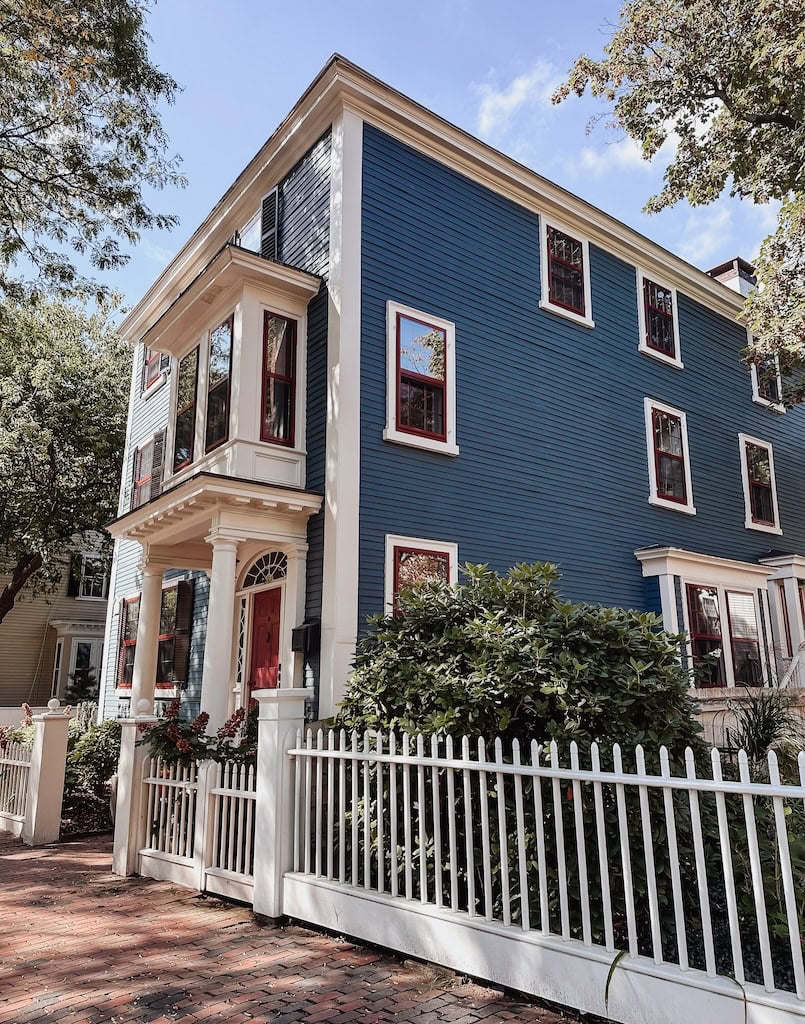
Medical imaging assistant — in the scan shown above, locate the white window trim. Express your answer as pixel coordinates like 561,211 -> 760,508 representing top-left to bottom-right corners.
51,638 -> 64,696
141,343 -> 169,399
738,432 -> 782,535
538,217 -> 595,329
750,358 -> 785,413
76,552 -> 109,602
384,534 -> 458,615
383,301 -> 458,456
680,580 -> 768,689
643,398 -> 696,515
636,268 -> 683,370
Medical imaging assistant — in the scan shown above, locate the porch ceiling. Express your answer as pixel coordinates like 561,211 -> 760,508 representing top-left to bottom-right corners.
107,472 -> 322,564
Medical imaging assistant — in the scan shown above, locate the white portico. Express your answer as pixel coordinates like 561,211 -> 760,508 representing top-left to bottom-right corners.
108,474 -> 321,729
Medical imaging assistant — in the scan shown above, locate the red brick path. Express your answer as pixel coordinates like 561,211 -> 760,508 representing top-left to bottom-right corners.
0,832 -> 579,1024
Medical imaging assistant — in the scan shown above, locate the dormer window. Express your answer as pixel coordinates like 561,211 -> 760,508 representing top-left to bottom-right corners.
205,315 -> 233,453
261,312 -> 296,445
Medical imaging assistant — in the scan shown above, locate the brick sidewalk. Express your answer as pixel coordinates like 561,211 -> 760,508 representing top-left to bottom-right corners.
0,832 -> 579,1024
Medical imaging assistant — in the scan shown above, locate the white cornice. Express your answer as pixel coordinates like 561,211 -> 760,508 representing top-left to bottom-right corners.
122,55 -> 744,344
635,546 -> 774,584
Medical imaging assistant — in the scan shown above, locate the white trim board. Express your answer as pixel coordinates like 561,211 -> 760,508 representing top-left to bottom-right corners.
538,216 -> 594,329
738,432 -> 782,535
383,535 -> 459,615
643,398 -> 696,516
636,268 -> 683,370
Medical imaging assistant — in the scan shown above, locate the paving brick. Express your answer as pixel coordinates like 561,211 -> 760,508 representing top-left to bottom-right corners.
0,833 -> 578,1024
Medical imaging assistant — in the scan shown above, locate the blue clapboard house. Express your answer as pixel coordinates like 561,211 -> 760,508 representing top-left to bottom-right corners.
98,56 -> 805,733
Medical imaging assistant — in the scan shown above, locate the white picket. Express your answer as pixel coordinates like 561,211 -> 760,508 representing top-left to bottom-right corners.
767,750 -> 805,999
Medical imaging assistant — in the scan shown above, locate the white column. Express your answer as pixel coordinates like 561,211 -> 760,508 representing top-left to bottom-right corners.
21,699 -> 71,846
284,544 -> 308,688
112,698 -> 158,876
251,687 -> 312,920
130,563 -> 165,711
201,535 -> 239,731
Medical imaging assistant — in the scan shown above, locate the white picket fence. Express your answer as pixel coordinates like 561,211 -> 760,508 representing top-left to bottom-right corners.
139,757 -> 257,902
281,730 -> 805,1024
0,740 -> 32,833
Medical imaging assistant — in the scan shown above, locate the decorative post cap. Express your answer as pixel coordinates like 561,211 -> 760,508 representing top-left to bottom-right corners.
47,698 -> 60,713
136,698 -> 154,717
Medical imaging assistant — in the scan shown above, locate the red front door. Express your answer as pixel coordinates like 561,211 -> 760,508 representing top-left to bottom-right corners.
249,588 -> 281,691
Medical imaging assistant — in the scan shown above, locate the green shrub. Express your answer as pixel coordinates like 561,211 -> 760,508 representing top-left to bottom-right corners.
338,562 -> 704,757
65,720 -> 121,795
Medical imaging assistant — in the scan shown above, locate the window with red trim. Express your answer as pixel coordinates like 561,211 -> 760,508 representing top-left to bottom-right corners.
392,546 -> 451,610
173,347 -> 199,472
546,226 -> 585,316
397,313 -> 447,441
643,279 -> 675,358
205,315 -> 233,453
755,357 -> 782,405
261,312 -> 296,445
133,439 -> 155,509
745,441 -> 775,525
652,409 -> 687,504
726,591 -> 762,686
117,583 -> 193,689
686,585 -> 725,688
143,347 -> 161,390
117,597 -> 140,686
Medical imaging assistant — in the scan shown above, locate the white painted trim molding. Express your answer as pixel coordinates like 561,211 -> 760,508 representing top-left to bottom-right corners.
643,398 -> 696,515
383,300 -> 458,456
319,106 -> 364,720
738,432 -> 782,535
538,216 -> 595,329
384,534 -> 458,615
636,268 -> 683,370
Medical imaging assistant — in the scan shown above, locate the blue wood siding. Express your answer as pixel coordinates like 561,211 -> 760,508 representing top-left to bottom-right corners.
358,124 -> 805,629
279,130 -> 331,278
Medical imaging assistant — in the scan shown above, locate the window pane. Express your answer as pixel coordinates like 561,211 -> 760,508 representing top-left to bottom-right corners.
239,213 -> 260,253
687,585 -> 724,687
399,316 -> 446,382
548,227 -> 583,268
654,412 -> 683,456
174,408 -> 195,471
645,281 -> 673,316
159,587 -> 178,636
206,317 -> 232,450
689,586 -> 721,637
732,640 -> 762,685
264,315 -> 294,377
75,642 -> 92,672
124,601 -> 139,643
757,357 -> 781,403
399,378 -> 444,436
747,443 -> 771,484
157,637 -> 176,684
80,556 -> 107,599
264,378 -> 292,440
121,646 -> 136,685
726,592 -> 759,639
137,442 -> 154,481
657,454 -> 686,501
396,550 -> 450,592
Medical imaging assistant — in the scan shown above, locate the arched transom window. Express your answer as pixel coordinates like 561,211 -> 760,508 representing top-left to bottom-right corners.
242,551 -> 287,588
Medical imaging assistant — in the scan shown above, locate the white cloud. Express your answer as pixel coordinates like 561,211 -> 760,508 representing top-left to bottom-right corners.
579,137 -> 651,175
141,239 -> 175,265
475,62 -> 560,140
676,205 -> 734,265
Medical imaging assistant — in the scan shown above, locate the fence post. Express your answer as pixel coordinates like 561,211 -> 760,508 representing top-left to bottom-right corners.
251,687 -> 312,920
21,699 -> 71,846
193,760 -> 217,890
112,699 -> 158,876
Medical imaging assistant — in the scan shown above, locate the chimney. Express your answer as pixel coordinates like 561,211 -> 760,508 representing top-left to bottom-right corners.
707,257 -> 757,297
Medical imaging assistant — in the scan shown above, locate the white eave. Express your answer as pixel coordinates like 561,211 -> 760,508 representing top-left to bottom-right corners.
120,54 -> 744,345
140,245 -> 321,354
635,546 -> 774,582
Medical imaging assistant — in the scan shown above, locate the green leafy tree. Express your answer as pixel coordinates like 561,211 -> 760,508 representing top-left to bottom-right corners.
0,296 -> 129,623
553,0 -> 804,393
0,0 -> 184,298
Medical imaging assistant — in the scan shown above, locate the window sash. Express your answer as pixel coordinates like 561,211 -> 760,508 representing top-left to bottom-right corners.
205,315 -> 233,453
133,440 -> 154,509
118,587 -> 182,687
173,347 -> 199,472
144,347 -> 161,389
643,280 -> 675,357
261,312 -> 297,445
396,313 -> 448,442
392,546 -> 451,611
652,409 -> 687,503
78,556 -> 108,599
686,585 -> 725,688
726,590 -> 762,687
547,227 -> 585,316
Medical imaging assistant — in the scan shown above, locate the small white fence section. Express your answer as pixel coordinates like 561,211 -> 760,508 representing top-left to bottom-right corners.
0,740 -> 32,832
139,757 -> 257,903
283,729 -> 805,1024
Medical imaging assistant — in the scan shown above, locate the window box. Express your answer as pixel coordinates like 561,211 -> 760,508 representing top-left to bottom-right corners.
538,219 -> 594,328
739,433 -> 781,534
384,302 -> 458,456
384,535 -> 458,615
636,270 -> 682,369
644,398 -> 696,515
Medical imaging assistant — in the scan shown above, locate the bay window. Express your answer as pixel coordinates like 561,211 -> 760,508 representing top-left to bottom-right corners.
686,584 -> 764,688
261,311 -> 296,445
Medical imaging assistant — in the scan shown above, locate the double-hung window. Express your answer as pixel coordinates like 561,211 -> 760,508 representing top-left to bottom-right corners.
117,596 -> 140,686
133,439 -> 155,509
384,302 -> 458,456
644,399 -> 695,514
739,434 -> 781,533
205,315 -> 233,453
637,272 -> 682,368
539,220 -> 594,328
78,554 -> 108,600
143,347 -> 162,391
384,535 -> 458,614
686,584 -> 763,688
117,581 -> 194,688
173,347 -> 199,472
751,355 -> 784,410
261,312 -> 296,445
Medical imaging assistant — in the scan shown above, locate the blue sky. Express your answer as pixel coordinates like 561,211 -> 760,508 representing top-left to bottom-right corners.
120,0 -> 776,307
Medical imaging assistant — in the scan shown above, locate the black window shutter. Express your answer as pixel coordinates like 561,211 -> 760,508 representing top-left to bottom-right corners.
129,448 -> 140,511
149,429 -> 167,501
159,352 -> 171,373
116,598 -> 130,686
261,187 -> 279,261
140,345 -> 148,392
171,580 -> 195,689
66,554 -> 81,597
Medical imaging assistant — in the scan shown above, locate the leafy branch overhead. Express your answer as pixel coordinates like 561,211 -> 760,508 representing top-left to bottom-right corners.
553,0 -> 804,389
0,0 -> 185,298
